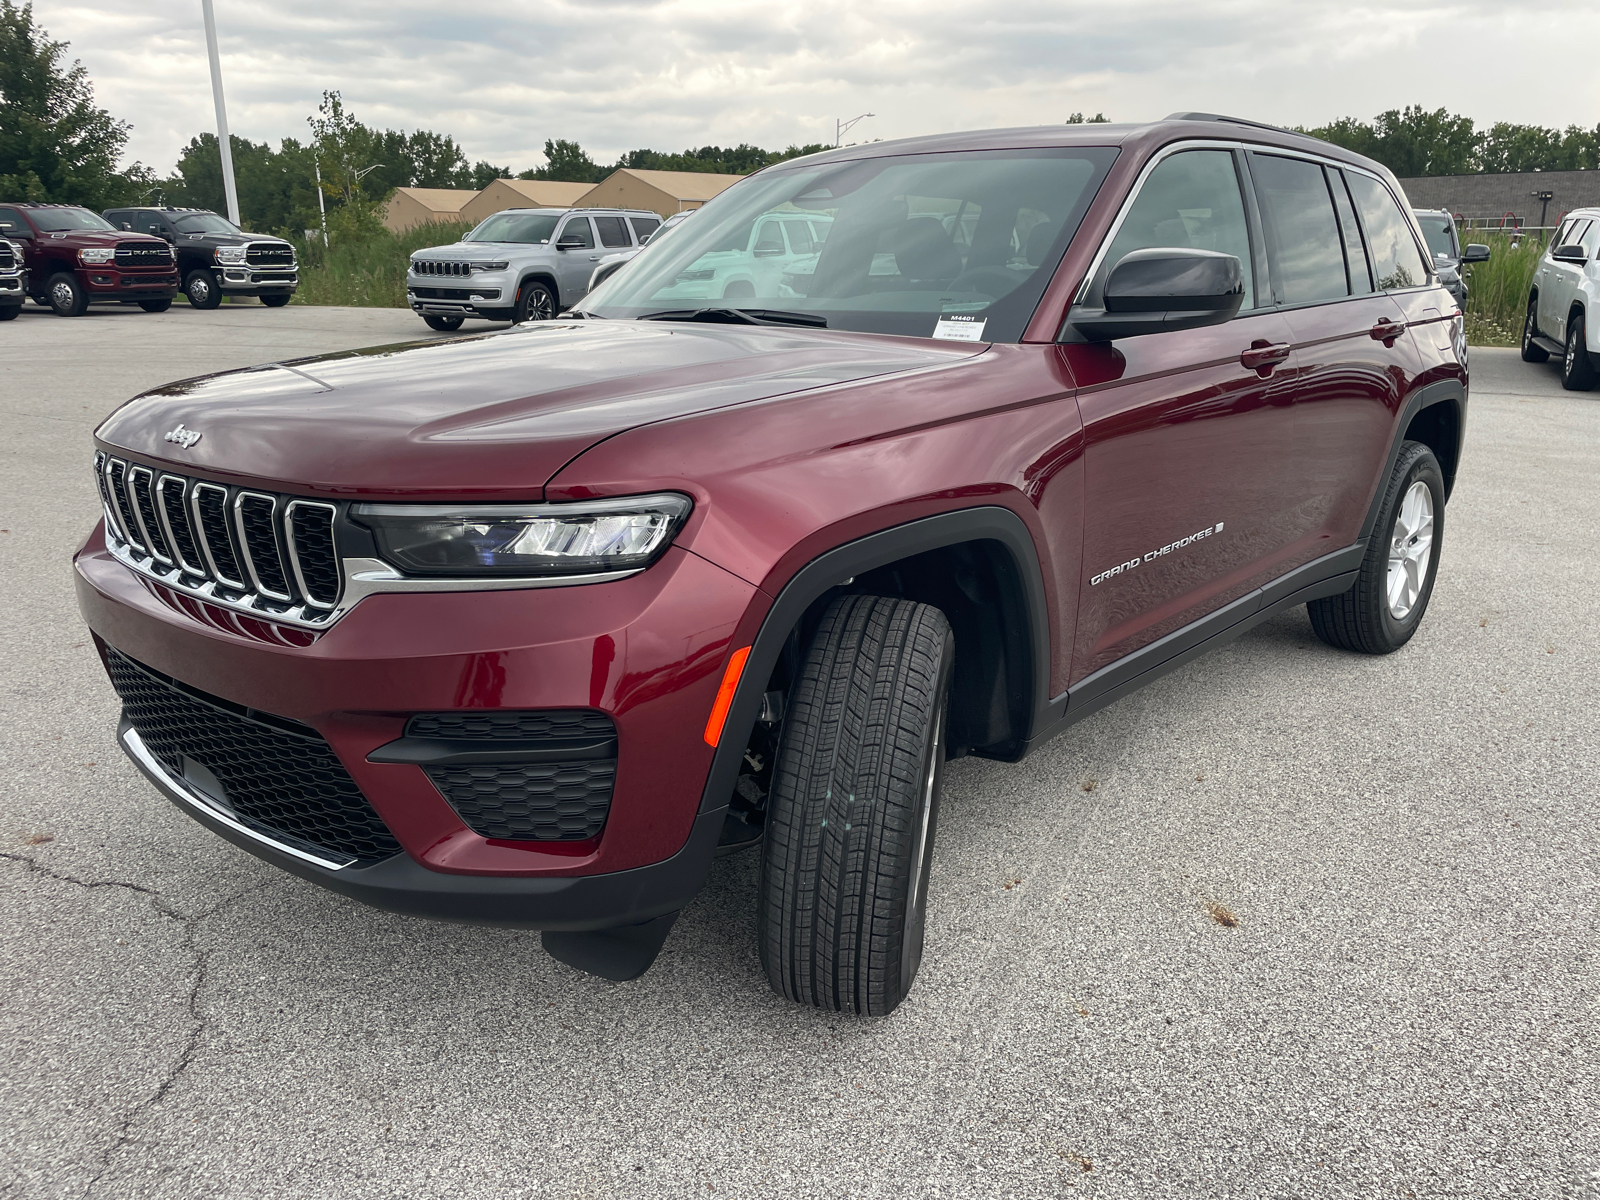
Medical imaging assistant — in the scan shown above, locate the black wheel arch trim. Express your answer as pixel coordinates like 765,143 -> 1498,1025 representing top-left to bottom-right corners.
1360,377 -> 1466,537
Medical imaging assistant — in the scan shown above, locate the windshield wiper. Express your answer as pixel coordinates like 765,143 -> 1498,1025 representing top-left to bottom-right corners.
638,307 -> 827,328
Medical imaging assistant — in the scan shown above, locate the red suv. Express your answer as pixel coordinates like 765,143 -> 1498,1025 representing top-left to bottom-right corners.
0,203 -> 178,315
75,115 -> 1463,1014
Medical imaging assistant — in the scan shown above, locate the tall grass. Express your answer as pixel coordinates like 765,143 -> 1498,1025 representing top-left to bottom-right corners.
1459,231 -> 1543,347
288,221 -> 472,308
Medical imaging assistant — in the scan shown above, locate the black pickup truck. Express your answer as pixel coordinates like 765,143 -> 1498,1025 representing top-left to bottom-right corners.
102,207 -> 298,309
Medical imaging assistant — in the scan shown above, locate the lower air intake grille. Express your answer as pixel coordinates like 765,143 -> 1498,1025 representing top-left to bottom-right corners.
424,761 -> 616,841
405,711 -> 616,741
106,648 -> 401,864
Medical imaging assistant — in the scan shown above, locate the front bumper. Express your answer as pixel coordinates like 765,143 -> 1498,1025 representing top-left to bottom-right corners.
218,266 -> 298,296
75,522 -> 758,928
0,269 -> 24,299
407,275 -> 509,319
79,269 -> 179,300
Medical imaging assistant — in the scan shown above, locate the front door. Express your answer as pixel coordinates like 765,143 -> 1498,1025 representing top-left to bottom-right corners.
553,215 -> 599,304
1540,217 -> 1589,344
1063,147 -> 1302,684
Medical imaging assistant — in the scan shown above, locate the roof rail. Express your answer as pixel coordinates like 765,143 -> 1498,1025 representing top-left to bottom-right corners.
1165,112 -> 1306,137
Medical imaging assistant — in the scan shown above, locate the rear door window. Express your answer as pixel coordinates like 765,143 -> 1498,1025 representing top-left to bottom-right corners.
1345,173 -> 1429,291
594,215 -> 631,248
628,216 -> 660,242
1251,154 -> 1348,305
1329,172 -> 1374,294
1099,149 -> 1256,310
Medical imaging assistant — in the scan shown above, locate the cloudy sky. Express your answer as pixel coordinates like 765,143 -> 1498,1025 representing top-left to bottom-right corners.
33,0 -> 1600,176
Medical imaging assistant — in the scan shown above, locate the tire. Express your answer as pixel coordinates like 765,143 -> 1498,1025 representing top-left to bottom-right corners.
758,594 -> 954,1016
1520,295 -> 1549,363
184,269 -> 221,310
260,293 -> 291,308
0,304 -> 19,321
422,314 -> 464,332
1561,312 -> 1597,391
514,280 -> 556,323
46,272 -> 88,317
138,298 -> 172,313
722,280 -> 755,300
1308,440 -> 1444,655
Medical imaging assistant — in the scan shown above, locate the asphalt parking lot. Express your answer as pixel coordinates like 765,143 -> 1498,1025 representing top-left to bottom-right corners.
2,304 -> 1597,1199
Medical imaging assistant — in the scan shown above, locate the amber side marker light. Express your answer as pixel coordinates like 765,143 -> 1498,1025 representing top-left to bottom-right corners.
703,646 -> 751,747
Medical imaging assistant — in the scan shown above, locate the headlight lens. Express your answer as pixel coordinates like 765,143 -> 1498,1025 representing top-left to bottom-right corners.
215,246 -> 248,264
469,260 -> 509,271
350,493 -> 693,577
79,248 -> 115,264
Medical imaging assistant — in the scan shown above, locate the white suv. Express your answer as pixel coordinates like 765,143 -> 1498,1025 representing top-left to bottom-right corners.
1523,207 -> 1600,390
406,207 -> 662,331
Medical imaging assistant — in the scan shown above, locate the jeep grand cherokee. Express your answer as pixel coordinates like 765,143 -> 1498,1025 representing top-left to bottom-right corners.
75,114 -> 1465,1015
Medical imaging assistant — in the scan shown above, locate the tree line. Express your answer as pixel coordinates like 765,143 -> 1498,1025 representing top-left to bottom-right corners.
1304,106 -> 1600,178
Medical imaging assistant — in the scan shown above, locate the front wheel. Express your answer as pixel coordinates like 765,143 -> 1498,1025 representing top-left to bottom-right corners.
47,272 -> 88,317
1561,312 -> 1597,391
514,280 -> 556,323
1308,440 -> 1444,655
260,293 -> 291,308
1521,296 -> 1549,363
0,304 -> 19,321
138,298 -> 172,313
422,314 -> 464,332
184,269 -> 221,310
758,594 -> 953,1016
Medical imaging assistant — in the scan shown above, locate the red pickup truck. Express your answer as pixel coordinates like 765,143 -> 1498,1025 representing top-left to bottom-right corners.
75,114 -> 1463,1014
0,203 -> 178,316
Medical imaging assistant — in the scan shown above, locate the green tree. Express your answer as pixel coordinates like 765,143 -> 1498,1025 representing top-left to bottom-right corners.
1478,122 -> 1599,173
1065,112 -> 1110,124
523,138 -> 603,183
0,0 -> 150,205
1307,106 -> 1477,177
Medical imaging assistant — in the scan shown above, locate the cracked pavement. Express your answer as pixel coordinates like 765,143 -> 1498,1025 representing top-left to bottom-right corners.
2,305 -> 1597,1199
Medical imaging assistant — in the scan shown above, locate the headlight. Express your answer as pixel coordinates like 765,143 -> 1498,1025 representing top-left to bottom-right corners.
79,248 -> 115,264
350,493 -> 693,578
469,260 -> 509,271
215,246 -> 248,265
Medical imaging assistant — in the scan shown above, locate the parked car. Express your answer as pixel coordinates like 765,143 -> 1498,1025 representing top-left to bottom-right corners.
648,210 -> 832,303
0,236 -> 24,320
76,115 -> 1466,1015
406,207 -> 662,331
102,207 -> 299,309
0,203 -> 177,316
1413,208 -> 1489,309
588,209 -> 695,293
1522,206 -> 1600,390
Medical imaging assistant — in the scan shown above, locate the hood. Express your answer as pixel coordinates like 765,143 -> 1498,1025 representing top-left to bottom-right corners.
36,229 -> 166,249
179,231 -> 289,247
94,320 -> 983,500
411,241 -> 529,261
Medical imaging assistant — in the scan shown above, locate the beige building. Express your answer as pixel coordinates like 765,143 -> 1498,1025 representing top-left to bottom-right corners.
459,179 -> 597,227
578,169 -> 746,218
380,187 -> 478,234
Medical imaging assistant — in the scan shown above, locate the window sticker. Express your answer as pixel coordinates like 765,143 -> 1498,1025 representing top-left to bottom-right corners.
933,314 -> 987,342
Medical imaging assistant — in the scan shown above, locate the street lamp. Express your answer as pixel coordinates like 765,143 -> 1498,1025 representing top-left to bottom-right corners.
835,113 -> 874,147
200,0 -> 240,226
1531,189 -> 1555,243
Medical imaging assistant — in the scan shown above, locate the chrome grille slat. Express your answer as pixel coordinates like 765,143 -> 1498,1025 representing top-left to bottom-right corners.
126,466 -> 173,564
155,474 -> 207,577
94,453 -> 127,543
413,260 -> 472,277
189,483 -> 246,589
283,501 -> 341,609
233,491 -> 295,602
105,458 -> 145,552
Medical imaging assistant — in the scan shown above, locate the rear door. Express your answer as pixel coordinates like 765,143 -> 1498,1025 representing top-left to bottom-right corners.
1066,146 -> 1302,683
1248,154 -> 1420,559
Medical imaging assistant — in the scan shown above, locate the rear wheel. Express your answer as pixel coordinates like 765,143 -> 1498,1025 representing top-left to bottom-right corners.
1520,295 -> 1549,363
184,269 -> 221,310
47,273 -> 88,317
515,280 -> 556,323
260,293 -> 291,308
1561,312 -> 1597,391
1309,440 -> 1444,655
138,298 -> 172,313
422,314 -> 464,332
758,594 -> 953,1016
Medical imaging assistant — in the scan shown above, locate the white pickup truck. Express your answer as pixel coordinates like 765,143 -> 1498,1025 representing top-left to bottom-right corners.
1523,207 -> 1600,390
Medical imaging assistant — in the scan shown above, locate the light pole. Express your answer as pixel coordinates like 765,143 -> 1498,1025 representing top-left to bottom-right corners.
835,113 -> 874,147
200,0 -> 240,226
1532,189 -> 1555,243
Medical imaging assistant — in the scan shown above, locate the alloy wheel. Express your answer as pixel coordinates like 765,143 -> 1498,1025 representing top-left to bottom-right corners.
1387,480 -> 1434,620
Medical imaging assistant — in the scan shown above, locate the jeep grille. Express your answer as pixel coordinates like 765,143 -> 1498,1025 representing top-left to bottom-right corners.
412,260 -> 472,277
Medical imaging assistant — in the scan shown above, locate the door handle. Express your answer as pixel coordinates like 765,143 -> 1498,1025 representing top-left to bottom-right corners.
1239,340 -> 1291,372
1370,320 -> 1406,346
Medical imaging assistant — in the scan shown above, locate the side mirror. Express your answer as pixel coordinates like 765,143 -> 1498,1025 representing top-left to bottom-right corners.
1552,244 -> 1588,264
1461,243 -> 1490,263
121,222 -> 133,231
1070,248 -> 1245,342
556,235 -> 587,250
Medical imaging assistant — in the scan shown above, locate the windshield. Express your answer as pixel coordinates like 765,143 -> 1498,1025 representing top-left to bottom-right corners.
172,212 -> 242,234
465,212 -> 560,244
1417,215 -> 1456,258
580,147 -> 1117,342
30,208 -> 115,233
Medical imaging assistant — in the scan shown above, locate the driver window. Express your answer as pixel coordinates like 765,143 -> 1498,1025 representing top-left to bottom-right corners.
558,217 -> 595,249
0,207 -> 30,236
1097,150 -> 1255,310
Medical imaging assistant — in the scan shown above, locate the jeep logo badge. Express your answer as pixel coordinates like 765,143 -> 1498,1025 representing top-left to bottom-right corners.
164,424 -> 202,449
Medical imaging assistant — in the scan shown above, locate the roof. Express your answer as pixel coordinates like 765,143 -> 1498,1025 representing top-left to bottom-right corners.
603,169 -> 748,200
389,188 -> 478,210
481,179 -> 595,206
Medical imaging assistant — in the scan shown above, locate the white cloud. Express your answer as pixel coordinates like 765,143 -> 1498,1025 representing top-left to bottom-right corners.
31,0 -> 1600,175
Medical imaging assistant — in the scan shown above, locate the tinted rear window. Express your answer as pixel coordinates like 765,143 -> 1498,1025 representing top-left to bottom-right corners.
1252,155 -> 1347,305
